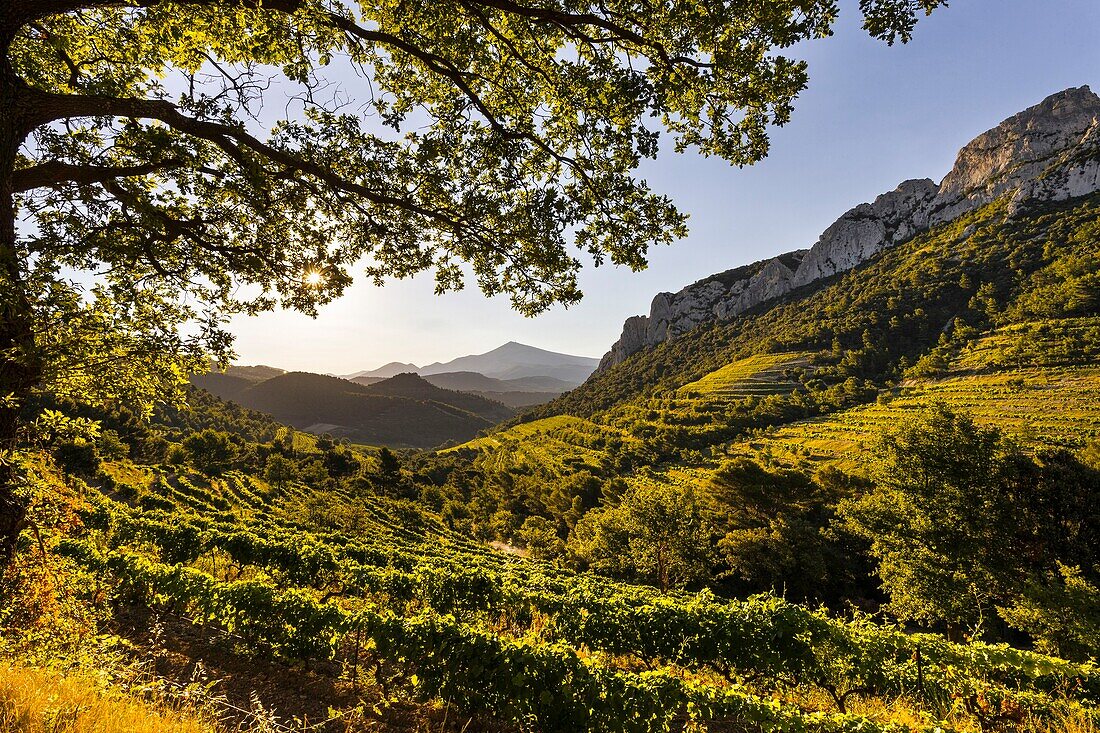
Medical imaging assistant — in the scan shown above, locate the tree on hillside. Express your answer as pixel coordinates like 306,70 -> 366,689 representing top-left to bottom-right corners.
844,406 -> 1100,642
181,428 -> 239,475
570,482 -> 712,591
369,446 -> 415,498
999,563 -> 1100,661
264,452 -> 297,488
839,404 -> 1024,635
706,459 -> 865,603
377,447 -> 401,481
0,0 -> 944,565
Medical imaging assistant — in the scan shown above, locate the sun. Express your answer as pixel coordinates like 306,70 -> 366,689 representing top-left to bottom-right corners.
302,269 -> 325,287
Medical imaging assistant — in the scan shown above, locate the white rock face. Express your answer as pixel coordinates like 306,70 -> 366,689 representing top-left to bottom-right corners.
931,86 -> 1100,223
597,253 -> 806,372
1014,157 -> 1100,210
789,178 -> 939,289
596,86 -> 1100,373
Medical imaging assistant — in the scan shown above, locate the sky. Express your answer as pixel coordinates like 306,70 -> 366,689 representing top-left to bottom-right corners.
226,0 -> 1100,375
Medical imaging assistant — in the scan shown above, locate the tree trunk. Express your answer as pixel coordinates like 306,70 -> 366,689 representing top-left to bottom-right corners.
0,65 -> 41,573
657,542 -> 669,593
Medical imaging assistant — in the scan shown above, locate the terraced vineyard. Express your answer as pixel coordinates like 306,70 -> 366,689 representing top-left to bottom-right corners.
444,414 -> 639,476
453,317 -> 1100,479
678,352 -> 812,399
950,318 -> 1100,373
730,321 -> 1100,469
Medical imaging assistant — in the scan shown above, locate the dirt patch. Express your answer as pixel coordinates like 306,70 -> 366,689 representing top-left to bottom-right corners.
487,541 -> 528,557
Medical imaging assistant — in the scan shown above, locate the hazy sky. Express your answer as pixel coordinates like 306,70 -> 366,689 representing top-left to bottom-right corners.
227,0 -> 1100,374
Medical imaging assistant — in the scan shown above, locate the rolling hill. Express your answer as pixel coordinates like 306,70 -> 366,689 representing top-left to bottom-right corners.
416,371 -> 576,408
360,372 -> 514,423
189,363 -> 287,401
418,371 -> 574,393
188,371 -> 255,401
195,371 -> 514,448
347,371 -> 572,406
197,344 -> 592,415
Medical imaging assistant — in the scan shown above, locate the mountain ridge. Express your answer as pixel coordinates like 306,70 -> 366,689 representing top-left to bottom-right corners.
596,85 -> 1100,373
346,361 -> 419,379
419,341 -> 599,382
345,341 -> 599,384
190,370 -> 514,448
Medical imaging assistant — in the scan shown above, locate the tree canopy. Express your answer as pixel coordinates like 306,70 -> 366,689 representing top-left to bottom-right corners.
0,0 -> 944,566
841,404 -> 1100,638
10,0 -> 945,318
571,481 -> 713,591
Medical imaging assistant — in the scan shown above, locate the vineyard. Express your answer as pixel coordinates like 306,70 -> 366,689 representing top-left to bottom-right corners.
677,353 -> 812,400
949,318 -> 1100,374
726,325 -> 1100,470
449,314 -> 1100,483
443,415 -> 640,478
46,457 -> 1097,733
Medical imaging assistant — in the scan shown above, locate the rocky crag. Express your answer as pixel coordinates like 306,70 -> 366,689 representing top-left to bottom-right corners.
597,85 -> 1100,373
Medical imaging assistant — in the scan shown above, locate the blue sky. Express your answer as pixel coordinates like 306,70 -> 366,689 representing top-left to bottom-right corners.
228,0 -> 1100,374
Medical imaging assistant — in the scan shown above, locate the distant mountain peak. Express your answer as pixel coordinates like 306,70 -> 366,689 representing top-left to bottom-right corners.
419,342 -> 599,382
473,341 -> 584,358
342,343 -> 599,386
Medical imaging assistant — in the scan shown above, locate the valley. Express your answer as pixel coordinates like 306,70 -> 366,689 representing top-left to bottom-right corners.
6,6 -> 1100,731
191,343 -> 599,447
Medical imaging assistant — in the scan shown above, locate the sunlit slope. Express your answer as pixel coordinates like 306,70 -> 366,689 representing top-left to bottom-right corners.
0,666 -> 216,733
949,317 -> 1100,372
444,414 -> 637,476
678,352 -> 811,399
489,192 -> 1100,483
540,194 -> 1100,422
735,319 -> 1100,469
445,349 -> 814,476
460,317 -> 1100,476
100,460 -> 491,559
60,442 -> 1100,733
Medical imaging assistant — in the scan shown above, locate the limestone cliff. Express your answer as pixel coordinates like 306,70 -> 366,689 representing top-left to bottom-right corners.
787,178 -> 939,289
595,86 -> 1100,373
932,85 -> 1100,223
597,252 -> 806,372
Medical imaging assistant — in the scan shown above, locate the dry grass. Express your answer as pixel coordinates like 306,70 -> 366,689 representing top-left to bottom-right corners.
0,666 -> 216,733
1033,708 -> 1099,733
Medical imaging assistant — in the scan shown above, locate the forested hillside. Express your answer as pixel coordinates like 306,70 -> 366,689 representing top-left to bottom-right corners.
543,194 -> 1100,420
190,371 -> 514,449
12,174 -> 1100,733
